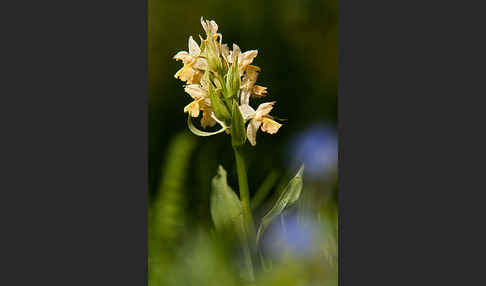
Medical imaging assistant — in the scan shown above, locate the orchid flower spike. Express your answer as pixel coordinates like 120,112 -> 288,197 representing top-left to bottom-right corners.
174,17 -> 283,146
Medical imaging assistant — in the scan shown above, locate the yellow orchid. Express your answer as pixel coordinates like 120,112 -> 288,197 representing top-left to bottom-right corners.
173,36 -> 208,84
183,84 -> 209,117
200,17 -> 219,37
240,102 -> 282,146
183,80 -> 221,129
227,44 -> 259,75
226,44 -> 267,106
240,64 -> 268,105
175,17 -> 282,145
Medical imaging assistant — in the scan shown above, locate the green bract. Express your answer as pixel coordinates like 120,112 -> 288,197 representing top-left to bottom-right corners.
208,84 -> 231,124
231,100 -> 247,147
187,115 -> 227,136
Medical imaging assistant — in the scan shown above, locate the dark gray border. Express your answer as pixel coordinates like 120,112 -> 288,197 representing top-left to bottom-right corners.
339,0 -> 486,285
1,0 -> 147,284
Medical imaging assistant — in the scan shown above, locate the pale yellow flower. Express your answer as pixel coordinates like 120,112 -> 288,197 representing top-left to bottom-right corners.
200,17 -> 219,36
183,81 -> 219,128
227,45 -> 266,106
183,84 -> 206,117
174,36 -> 208,84
240,102 -> 282,146
227,44 -> 259,75
240,64 -> 268,105
200,18 -> 223,51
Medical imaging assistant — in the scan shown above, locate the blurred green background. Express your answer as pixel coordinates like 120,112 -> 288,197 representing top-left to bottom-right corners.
149,0 -> 338,285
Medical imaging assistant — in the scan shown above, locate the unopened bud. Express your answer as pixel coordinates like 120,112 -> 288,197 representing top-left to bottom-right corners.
225,57 -> 241,100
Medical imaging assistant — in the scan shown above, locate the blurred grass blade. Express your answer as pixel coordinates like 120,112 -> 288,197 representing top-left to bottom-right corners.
149,132 -> 197,286
251,170 -> 280,210
256,165 -> 304,246
187,115 -> 227,136
150,132 -> 197,241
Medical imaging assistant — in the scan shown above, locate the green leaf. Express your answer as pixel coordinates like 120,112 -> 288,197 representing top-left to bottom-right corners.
231,100 -> 246,147
210,165 -> 244,231
187,115 -> 227,137
256,164 -> 305,245
208,84 -> 231,123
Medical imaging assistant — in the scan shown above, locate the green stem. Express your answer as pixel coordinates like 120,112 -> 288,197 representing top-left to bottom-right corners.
239,219 -> 255,283
233,146 -> 257,281
233,146 -> 256,237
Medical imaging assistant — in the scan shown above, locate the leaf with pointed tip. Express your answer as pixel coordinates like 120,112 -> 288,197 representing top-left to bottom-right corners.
210,165 -> 244,231
187,115 -> 227,137
256,164 -> 304,246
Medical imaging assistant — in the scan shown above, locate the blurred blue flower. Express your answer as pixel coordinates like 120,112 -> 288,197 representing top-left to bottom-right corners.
287,123 -> 338,179
265,214 -> 322,258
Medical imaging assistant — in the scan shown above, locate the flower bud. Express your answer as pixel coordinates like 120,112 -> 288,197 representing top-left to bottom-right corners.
225,57 -> 241,100
205,39 -> 224,76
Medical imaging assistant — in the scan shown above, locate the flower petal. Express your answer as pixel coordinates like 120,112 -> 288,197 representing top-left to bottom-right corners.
247,118 -> 262,146
174,65 -> 193,81
239,104 -> 256,121
240,89 -> 251,106
209,20 -> 218,34
184,100 -> 200,117
192,57 -> 208,70
201,17 -> 209,34
241,66 -> 259,90
173,51 -> 191,62
255,101 -> 275,119
228,44 -> 241,63
221,44 -> 230,60
184,84 -> 207,99
251,85 -> 268,97
188,36 -> 201,56
239,50 -> 258,74
201,17 -> 218,36
261,117 -> 282,134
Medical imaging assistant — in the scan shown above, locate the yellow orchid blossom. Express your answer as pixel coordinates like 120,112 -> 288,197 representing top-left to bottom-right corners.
227,44 -> 259,76
175,17 -> 282,144
173,36 -> 207,84
240,64 -> 268,105
183,81 -> 220,129
240,102 -> 282,146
